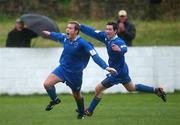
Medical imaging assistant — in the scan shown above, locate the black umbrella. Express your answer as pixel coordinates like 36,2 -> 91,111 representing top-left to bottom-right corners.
20,13 -> 60,37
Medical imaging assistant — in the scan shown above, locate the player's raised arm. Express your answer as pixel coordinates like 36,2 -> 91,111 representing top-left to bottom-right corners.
91,50 -> 117,74
42,31 -> 66,43
80,24 -> 106,43
82,40 -> 117,74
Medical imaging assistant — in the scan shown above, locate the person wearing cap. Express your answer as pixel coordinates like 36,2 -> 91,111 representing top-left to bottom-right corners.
6,18 -> 38,47
117,10 -> 136,46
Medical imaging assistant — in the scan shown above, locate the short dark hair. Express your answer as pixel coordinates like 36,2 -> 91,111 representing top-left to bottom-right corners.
68,21 -> 80,34
106,22 -> 118,31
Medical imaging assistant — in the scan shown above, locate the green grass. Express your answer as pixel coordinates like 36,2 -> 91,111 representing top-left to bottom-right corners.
0,93 -> 180,125
0,19 -> 179,47
134,20 -> 180,46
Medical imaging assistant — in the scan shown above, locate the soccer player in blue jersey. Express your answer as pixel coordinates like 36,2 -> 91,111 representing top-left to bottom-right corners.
42,21 -> 116,119
79,22 -> 167,116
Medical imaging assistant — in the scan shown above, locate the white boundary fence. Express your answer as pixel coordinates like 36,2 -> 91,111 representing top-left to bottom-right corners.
0,47 -> 180,95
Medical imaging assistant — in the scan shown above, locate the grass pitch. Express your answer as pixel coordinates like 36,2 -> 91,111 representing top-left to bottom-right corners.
0,93 -> 180,125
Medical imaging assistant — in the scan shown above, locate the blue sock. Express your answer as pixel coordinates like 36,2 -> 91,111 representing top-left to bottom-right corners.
46,86 -> 57,101
76,97 -> 84,115
88,96 -> 101,113
135,84 -> 155,93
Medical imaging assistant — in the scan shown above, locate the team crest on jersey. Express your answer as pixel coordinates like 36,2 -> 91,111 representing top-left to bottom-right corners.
73,42 -> 79,48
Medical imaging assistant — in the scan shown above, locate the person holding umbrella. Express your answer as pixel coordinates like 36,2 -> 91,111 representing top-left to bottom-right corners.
6,18 -> 38,47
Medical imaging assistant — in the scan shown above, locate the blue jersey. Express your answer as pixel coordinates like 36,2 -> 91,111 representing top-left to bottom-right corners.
50,32 -> 108,73
80,24 -> 128,74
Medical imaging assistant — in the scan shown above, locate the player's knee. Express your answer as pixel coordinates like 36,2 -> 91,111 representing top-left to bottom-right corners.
126,88 -> 134,92
125,86 -> 136,92
73,92 -> 82,100
43,83 -> 48,89
75,96 -> 82,101
95,86 -> 102,96
123,83 -> 136,92
95,86 -> 100,93
44,81 -> 50,89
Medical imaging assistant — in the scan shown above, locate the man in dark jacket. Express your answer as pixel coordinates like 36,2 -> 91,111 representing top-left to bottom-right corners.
6,19 -> 38,47
117,10 -> 136,46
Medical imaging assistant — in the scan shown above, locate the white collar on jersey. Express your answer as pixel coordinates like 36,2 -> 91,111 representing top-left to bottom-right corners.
69,35 -> 80,42
74,35 -> 80,41
107,34 -> 118,41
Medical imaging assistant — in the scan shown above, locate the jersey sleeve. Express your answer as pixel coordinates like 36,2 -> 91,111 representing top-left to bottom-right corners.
80,24 -> 106,43
81,41 -> 108,69
50,32 -> 66,44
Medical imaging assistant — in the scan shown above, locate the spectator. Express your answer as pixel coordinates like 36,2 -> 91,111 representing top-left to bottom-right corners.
117,10 -> 136,46
6,18 -> 38,47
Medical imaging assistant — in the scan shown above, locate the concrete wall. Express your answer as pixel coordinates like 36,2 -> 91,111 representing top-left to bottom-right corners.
0,47 -> 180,95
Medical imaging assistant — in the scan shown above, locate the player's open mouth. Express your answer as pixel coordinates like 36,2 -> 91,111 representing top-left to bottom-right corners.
66,33 -> 69,36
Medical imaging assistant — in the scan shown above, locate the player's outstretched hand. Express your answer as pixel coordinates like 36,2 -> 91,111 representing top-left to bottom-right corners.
42,31 -> 51,37
106,67 -> 117,74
